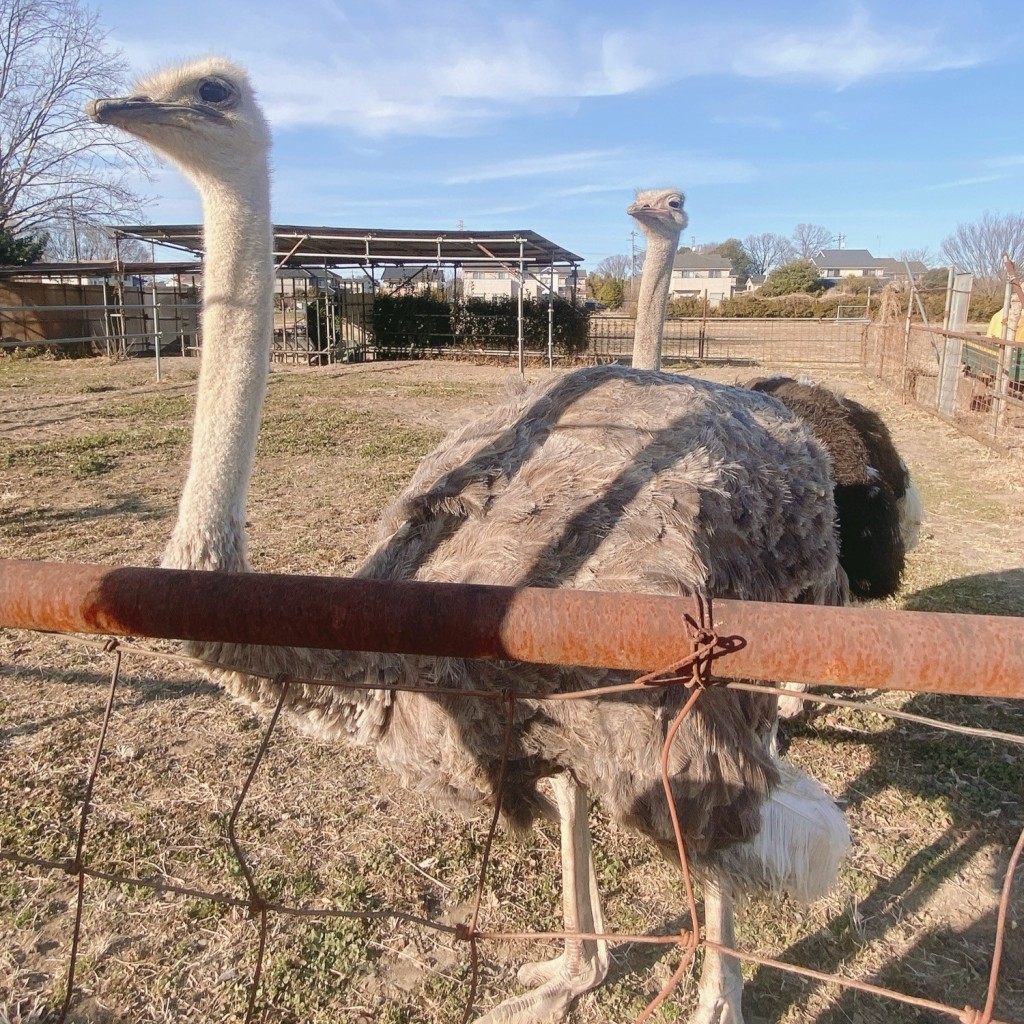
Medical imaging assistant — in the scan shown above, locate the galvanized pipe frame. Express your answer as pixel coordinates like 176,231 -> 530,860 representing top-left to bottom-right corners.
1,558 -> 1022,699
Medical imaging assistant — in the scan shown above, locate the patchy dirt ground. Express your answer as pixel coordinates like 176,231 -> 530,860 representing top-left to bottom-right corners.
1,353 -> 1022,1024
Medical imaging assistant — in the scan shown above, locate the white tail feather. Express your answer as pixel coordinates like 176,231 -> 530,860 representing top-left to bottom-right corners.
749,760 -> 849,902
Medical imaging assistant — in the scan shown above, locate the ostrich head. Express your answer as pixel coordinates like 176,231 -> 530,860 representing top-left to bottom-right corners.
627,187 -> 688,241
86,56 -> 270,185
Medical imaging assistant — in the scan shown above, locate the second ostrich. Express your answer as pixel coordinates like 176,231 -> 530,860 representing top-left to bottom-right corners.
90,58 -> 850,1024
628,187 -> 688,371
745,375 -> 922,599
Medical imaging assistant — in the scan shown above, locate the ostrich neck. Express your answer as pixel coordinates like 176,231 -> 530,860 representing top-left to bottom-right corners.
163,168 -> 274,572
632,230 -> 677,372
159,163 -> 382,745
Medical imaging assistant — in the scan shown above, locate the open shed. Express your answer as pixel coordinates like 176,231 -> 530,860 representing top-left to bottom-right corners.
114,224 -> 584,372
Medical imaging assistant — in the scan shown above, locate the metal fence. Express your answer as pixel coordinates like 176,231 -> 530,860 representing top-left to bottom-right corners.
863,321 -> 1024,450
1,562 -> 1023,1024
587,316 -> 865,367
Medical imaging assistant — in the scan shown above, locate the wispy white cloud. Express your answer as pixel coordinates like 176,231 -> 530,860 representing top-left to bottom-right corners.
727,9 -> 980,86
443,150 -> 624,186
109,3 -> 989,138
924,174 -> 1009,191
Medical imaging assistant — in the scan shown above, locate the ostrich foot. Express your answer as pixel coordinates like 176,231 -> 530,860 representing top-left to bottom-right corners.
475,959 -> 606,1024
689,993 -> 743,1024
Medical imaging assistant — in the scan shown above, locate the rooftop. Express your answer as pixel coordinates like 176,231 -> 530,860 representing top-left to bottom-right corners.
110,224 -> 582,269
672,252 -> 733,270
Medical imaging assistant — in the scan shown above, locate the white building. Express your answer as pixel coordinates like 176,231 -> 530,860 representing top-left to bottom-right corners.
669,252 -> 737,307
460,265 -> 583,302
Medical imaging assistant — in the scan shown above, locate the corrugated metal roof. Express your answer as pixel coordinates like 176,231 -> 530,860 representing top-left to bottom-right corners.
110,224 -> 582,268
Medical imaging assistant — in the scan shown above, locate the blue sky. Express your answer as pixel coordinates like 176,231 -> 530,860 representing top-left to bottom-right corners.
97,0 -> 1022,269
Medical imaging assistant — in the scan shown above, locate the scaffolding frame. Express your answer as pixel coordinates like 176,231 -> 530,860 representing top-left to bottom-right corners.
113,224 -> 583,375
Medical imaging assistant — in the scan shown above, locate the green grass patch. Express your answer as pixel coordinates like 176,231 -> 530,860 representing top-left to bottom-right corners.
0,427 -> 186,478
358,428 -> 444,464
88,394 -> 192,421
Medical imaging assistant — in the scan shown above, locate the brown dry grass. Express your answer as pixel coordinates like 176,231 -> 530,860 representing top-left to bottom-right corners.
1,353 -> 1022,1024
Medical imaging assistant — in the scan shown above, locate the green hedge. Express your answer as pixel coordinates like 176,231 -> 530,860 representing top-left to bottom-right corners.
666,287 -> 1003,323
369,294 -> 590,358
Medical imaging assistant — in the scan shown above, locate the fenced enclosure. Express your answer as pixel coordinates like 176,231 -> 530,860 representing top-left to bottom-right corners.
587,316 -> 865,367
1,358 -> 1022,1024
1,563 -> 1022,1024
0,272 -> 200,358
864,320 -> 1024,449
3,265 -> 1023,452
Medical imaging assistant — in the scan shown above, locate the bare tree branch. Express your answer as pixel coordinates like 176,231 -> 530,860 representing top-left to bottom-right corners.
940,212 -> 1024,281
791,223 -> 834,259
0,0 -> 152,241
743,232 -> 795,276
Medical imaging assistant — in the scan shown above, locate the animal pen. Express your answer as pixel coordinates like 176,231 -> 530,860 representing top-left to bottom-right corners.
116,224 -> 585,373
0,560 -> 1022,1024
0,224 -> 584,372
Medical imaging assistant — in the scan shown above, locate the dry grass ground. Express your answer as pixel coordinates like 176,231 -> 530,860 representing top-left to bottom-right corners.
1,353 -> 1022,1024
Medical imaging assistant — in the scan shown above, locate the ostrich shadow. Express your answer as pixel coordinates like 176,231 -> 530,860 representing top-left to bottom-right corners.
902,567 -> 1024,619
0,660 -> 221,746
739,570 -> 1024,1023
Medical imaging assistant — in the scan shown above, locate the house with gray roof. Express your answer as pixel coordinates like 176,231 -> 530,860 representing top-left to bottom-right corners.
812,249 -> 929,284
812,248 -> 885,279
669,251 -> 737,307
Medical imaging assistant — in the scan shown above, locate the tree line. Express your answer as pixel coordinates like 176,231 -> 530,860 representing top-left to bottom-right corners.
0,0 -> 1022,292
589,216 -> 1024,309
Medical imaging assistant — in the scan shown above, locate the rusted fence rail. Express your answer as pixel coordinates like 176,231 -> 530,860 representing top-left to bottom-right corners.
2,558 -> 1023,1023
1,558 -> 1023,698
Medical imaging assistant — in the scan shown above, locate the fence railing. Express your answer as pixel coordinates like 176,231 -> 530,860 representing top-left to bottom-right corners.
1,559 -> 1022,1023
863,321 -> 1024,450
588,316 -> 865,367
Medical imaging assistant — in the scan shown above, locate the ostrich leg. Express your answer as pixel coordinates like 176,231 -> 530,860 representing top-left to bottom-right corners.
690,871 -> 744,1024
476,772 -> 608,1023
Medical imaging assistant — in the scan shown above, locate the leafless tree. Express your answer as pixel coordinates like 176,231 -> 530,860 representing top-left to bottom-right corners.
898,247 -> 934,268
594,253 -> 632,279
791,223 -> 834,259
940,212 -> 1024,281
43,220 -> 147,260
0,0 -> 151,239
744,232 -> 796,275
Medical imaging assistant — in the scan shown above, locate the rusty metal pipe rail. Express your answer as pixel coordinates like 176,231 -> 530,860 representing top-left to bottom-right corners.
1,558 -> 1022,699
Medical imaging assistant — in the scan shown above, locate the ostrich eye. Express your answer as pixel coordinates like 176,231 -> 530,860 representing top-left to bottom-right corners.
198,79 -> 232,104
668,199 -> 681,209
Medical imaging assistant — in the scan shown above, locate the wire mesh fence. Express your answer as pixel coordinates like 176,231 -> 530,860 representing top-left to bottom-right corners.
587,316 -> 866,368
863,321 -> 1024,450
1,575 -> 1022,1024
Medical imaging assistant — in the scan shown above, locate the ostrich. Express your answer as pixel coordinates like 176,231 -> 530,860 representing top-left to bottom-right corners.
742,376 -> 923,719
627,187 -> 688,371
624,190 -> 922,722
744,376 -> 921,601
89,58 -> 851,1024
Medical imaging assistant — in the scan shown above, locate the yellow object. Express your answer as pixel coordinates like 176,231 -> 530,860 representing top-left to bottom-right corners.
987,309 -> 1024,342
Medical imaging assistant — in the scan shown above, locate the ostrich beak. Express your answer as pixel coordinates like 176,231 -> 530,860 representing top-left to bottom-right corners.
627,202 -> 674,221
87,96 -> 221,128
88,96 -> 158,125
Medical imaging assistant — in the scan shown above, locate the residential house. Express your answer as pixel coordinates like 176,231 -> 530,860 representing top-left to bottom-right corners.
379,266 -> 445,295
812,249 -> 930,285
461,265 -> 583,302
812,249 -> 885,279
669,252 -> 737,307
522,265 -> 583,301
874,257 -> 928,283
